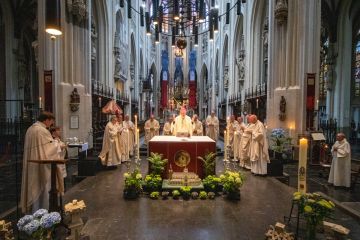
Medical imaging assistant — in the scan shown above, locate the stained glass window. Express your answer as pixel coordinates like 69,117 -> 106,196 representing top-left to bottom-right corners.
355,39 -> 360,97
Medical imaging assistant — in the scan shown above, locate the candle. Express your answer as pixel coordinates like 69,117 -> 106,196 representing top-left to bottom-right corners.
298,138 -> 308,193
289,126 -> 292,138
39,97 -> 42,109
224,130 -> 227,160
98,97 -> 102,108
137,128 -> 140,160
256,98 -> 259,109
316,99 -> 319,111
134,115 -> 137,139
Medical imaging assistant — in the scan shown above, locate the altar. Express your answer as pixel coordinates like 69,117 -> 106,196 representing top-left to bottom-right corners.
148,136 -> 216,179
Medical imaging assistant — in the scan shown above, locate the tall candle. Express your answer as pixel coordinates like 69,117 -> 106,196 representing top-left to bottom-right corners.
256,98 -> 259,109
298,138 -> 308,194
134,115 -> 137,138
39,97 -> 42,109
289,126 -> 292,138
137,128 -> 140,160
224,130 -> 227,160
316,99 -> 319,111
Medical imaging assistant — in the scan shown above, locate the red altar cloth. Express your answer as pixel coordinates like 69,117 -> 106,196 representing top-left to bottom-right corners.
148,136 -> 216,179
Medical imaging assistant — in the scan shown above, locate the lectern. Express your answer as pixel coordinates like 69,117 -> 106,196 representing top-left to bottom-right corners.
28,159 -> 67,212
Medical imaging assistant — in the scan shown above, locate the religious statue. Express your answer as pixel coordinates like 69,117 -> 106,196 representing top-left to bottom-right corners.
279,96 -> 286,121
236,54 -> 245,82
70,88 -> 80,112
223,69 -> 229,89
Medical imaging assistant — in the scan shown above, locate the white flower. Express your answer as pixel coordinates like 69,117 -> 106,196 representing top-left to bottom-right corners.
124,173 -> 130,178
136,173 -> 142,179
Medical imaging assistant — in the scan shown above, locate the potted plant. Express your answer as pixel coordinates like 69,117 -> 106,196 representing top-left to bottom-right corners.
202,175 -> 222,193
220,171 -> 245,200
161,191 -> 169,200
17,209 -> 61,240
147,152 -> 168,176
191,192 -> 199,199
180,186 -> 192,200
150,191 -> 160,199
199,191 -> 207,200
172,190 -> 180,200
207,192 -> 216,200
197,152 -> 216,177
269,128 -> 293,160
143,174 -> 162,193
293,192 -> 335,239
123,169 -> 143,199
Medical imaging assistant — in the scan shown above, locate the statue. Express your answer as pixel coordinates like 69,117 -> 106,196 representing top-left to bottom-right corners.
236,56 -> 245,82
223,69 -> 229,89
70,88 -> 80,112
279,96 -> 286,121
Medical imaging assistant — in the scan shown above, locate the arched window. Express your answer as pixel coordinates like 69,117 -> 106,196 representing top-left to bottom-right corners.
319,31 -> 329,100
354,33 -> 360,97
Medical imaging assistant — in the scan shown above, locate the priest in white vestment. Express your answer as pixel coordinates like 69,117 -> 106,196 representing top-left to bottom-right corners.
240,115 -> 255,169
328,133 -> 351,188
144,114 -> 160,145
173,107 -> 193,137
249,115 -> 270,175
21,112 -> 60,213
227,115 -> 238,158
206,111 -> 219,142
123,115 -> 135,156
233,117 -> 245,161
163,116 -> 173,135
118,115 -> 130,162
99,116 -> 122,166
192,114 -> 203,136
50,126 -> 67,196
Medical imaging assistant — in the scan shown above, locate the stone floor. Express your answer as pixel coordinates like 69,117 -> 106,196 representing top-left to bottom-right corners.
63,157 -> 360,240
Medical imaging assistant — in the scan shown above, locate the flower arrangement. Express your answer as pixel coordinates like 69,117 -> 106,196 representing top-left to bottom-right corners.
143,174 -> 162,193
220,171 -> 245,200
123,168 -> 143,199
202,175 -> 222,193
172,190 -> 181,199
199,191 -> 207,200
270,128 -> 293,159
17,209 -> 61,239
150,191 -> 160,199
293,192 -> 335,239
180,186 -> 192,200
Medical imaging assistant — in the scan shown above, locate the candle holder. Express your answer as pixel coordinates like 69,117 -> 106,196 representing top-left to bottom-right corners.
64,200 -> 86,240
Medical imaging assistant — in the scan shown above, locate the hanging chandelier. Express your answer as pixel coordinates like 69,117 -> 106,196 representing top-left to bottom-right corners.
120,0 -> 246,47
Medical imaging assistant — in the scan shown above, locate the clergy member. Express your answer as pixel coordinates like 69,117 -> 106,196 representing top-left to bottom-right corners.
123,114 -> 135,156
206,110 -> 219,142
163,116 -> 173,136
99,115 -> 122,166
118,115 -> 130,162
21,111 -> 60,213
249,115 -> 270,175
50,126 -> 67,196
328,133 -> 351,188
233,116 -> 245,161
144,114 -> 160,145
227,115 -> 238,158
173,107 -> 193,137
192,114 -> 203,136
239,114 -> 255,169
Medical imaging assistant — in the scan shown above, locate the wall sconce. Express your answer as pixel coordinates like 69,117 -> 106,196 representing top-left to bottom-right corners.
70,88 -> 80,112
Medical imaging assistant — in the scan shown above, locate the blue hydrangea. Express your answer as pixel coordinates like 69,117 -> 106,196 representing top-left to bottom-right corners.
33,208 -> 48,219
271,128 -> 286,138
23,219 -> 40,235
40,212 -> 61,229
17,215 -> 34,231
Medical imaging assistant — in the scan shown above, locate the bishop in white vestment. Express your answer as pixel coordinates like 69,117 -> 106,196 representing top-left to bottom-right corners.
173,107 -> 192,137
21,112 -> 60,213
249,115 -> 270,175
99,116 -> 122,166
328,133 -> 351,187
123,115 -> 135,156
239,115 -> 255,169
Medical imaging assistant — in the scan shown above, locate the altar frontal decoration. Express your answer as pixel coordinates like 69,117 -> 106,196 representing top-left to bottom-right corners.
102,100 -> 122,115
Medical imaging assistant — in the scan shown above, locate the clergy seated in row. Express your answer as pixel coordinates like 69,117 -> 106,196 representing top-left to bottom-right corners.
99,116 -> 122,166
173,107 -> 193,137
144,114 -> 160,145
206,110 -> 219,142
20,111 -> 65,213
328,133 -> 351,188
192,114 -> 203,136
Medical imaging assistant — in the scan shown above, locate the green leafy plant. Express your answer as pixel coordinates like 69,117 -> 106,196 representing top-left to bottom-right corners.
220,171 -> 245,200
293,192 -> 335,239
147,152 -> 168,175
199,191 -> 207,200
143,174 -> 162,192
150,191 -> 160,199
123,169 -> 143,199
197,152 -> 216,177
202,175 -> 222,193
172,190 -> 180,199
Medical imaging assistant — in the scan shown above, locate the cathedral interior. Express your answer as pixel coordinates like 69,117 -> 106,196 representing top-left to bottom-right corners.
1,0 -> 360,239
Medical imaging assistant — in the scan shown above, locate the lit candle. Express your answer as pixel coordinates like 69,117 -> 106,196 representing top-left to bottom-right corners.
256,98 -> 259,109
289,126 -> 292,138
298,138 -> 308,194
134,115 -> 137,138
39,97 -> 42,109
316,100 -> 319,111
224,130 -> 227,160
